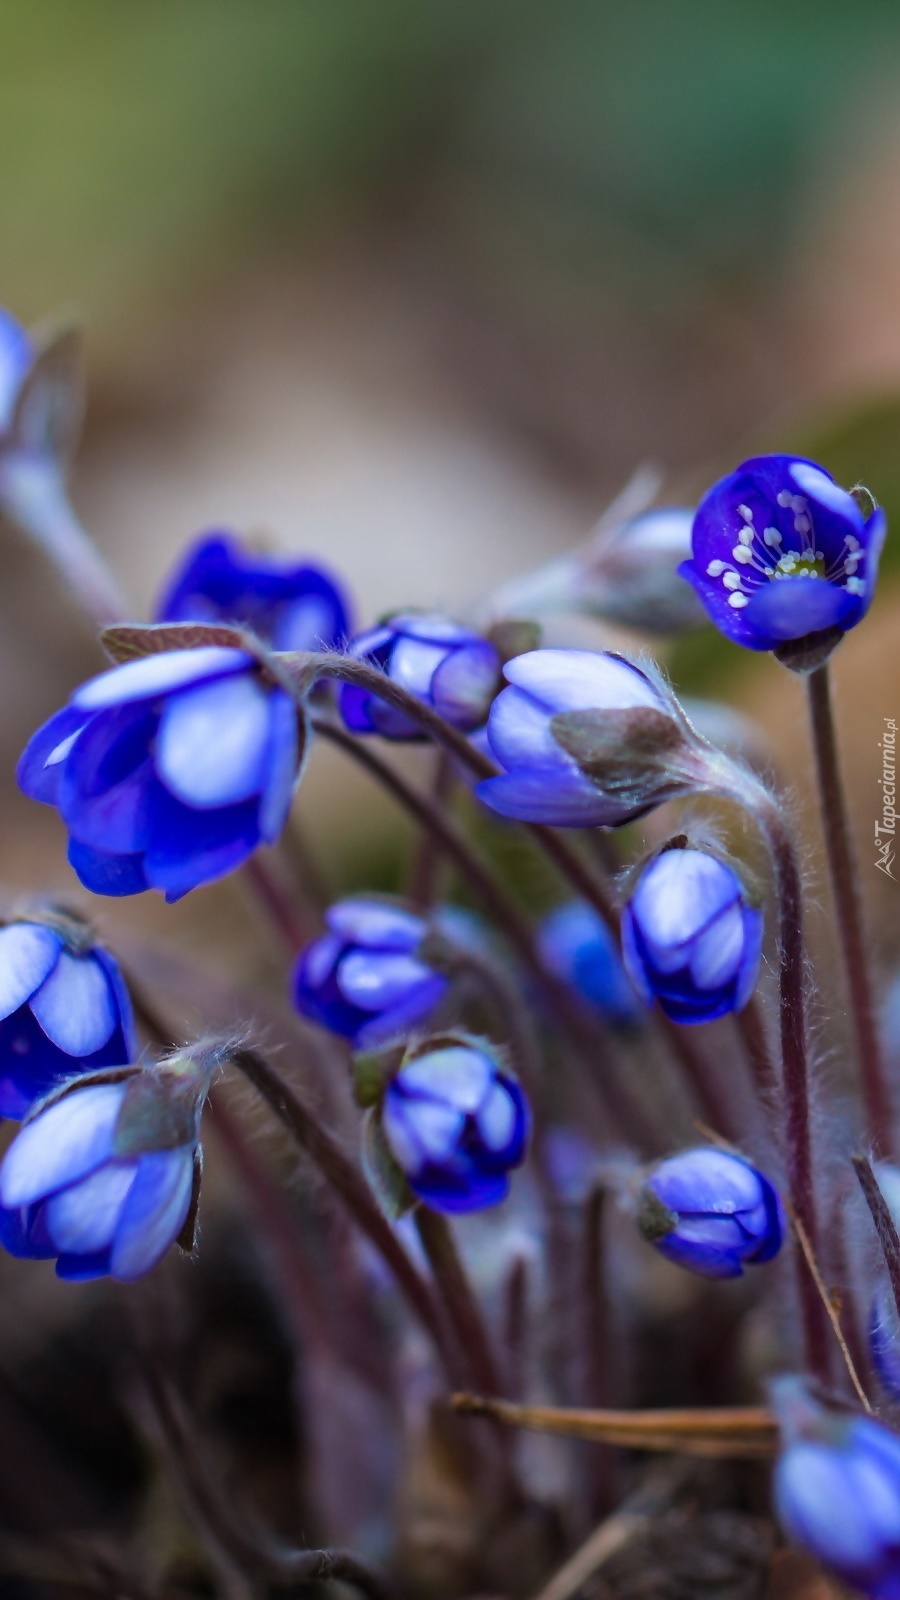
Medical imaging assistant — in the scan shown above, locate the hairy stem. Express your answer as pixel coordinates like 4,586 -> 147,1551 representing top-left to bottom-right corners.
807,665 -> 892,1155
853,1154 -> 900,1331
414,1208 -> 504,1401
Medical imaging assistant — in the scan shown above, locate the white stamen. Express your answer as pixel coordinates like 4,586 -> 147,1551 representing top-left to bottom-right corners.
763,526 -> 782,546
776,491 -> 792,508
794,515 -> 810,535
706,560 -> 726,577
846,577 -> 865,595
728,593 -> 749,608
723,572 -> 743,591
845,534 -> 860,551
737,504 -> 754,523
791,495 -> 807,514
732,546 -> 754,564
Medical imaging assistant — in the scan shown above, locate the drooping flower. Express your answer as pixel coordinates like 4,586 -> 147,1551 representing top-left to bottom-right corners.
17,646 -> 302,901
636,1146 -> 785,1278
538,901 -> 641,1028
772,1377 -> 900,1599
477,649 -> 707,827
0,914 -> 135,1118
621,847 -> 762,1024
339,614 -> 501,739
0,1050 -> 210,1282
381,1037 -> 530,1213
156,530 -> 351,653
293,899 -> 448,1049
680,454 -> 886,665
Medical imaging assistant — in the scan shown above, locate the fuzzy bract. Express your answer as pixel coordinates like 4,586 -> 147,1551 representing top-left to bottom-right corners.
382,1042 -> 530,1213
621,847 -> 763,1024
17,647 -> 302,901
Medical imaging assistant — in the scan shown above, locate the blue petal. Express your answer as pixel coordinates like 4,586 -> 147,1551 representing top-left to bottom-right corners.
649,1148 -> 765,1218
619,907 -> 657,1007
142,787 -> 260,898
503,649 -> 660,713
410,1167 -> 510,1214
67,839 -> 150,897
0,1083 -> 126,1206
397,1046 -> 494,1113
91,947 -> 137,1063
353,974 -> 448,1048
0,1009 -> 114,1119
390,614 -> 472,645
387,635 -> 447,700
391,1097 -> 465,1163
0,308 -> 31,428
72,647 -> 253,712
631,850 -> 740,955
337,950 -> 436,1011
474,1081 -> 518,1155
29,950 -> 118,1056
652,1217 -> 748,1278
55,1249 -> 112,1280
110,1146 -> 194,1280
743,573 -> 857,643
789,462 -> 865,531
57,702 -> 157,853
486,685 -> 569,773
477,768 -> 616,826
45,1160 -> 137,1253
431,640 -> 500,731
325,899 -> 424,950
339,682 -> 378,734
0,1200 -> 56,1260
258,688 -> 299,841
776,1443 -> 900,1578
0,923 -> 61,1020
687,900 -> 746,991
16,705 -> 91,804
155,670 -> 272,808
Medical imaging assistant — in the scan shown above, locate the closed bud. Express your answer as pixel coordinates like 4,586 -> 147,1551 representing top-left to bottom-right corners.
636,1146 -> 785,1279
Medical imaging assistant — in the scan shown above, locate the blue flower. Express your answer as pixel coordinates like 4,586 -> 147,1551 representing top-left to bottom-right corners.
0,1058 -> 207,1282
382,1039 -> 530,1213
17,646 -> 301,901
773,1381 -> 900,1599
621,847 -> 763,1024
538,902 -> 641,1028
679,454 -> 886,657
0,309 -> 31,433
293,898 -> 448,1048
156,530 -> 351,653
637,1146 -> 785,1278
0,916 -> 135,1119
339,613 -> 501,739
477,649 -> 690,827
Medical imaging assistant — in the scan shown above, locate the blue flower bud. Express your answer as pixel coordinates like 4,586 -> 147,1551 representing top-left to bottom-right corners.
0,309 -> 31,433
155,530 -> 352,654
340,613 -> 501,739
637,1147 -> 785,1278
0,1053 -> 210,1282
17,646 -> 303,901
538,901 -> 641,1028
680,454 -> 886,669
293,898 -> 448,1049
477,649 -> 704,827
381,1038 -> 530,1213
0,914 -> 135,1118
621,847 -> 763,1024
772,1378 -> 900,1598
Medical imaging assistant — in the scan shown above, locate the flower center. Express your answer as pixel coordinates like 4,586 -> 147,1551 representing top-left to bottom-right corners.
704,492 -> 866,610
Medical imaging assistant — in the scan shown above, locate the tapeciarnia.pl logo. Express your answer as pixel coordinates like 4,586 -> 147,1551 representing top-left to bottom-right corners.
875,716 -> 897,880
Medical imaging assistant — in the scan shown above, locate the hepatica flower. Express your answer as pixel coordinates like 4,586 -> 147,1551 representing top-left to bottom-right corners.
621,847 -> 762,1024
293,898 -> 447,1048
0,916 -> 134,1118
680,454 -> 886,662
382,1038 -> 530,1212
156,530 -> 351,653
773,1379 -> 900,1599
0,308 -> 31,433
18,647 -> 301,901
477,649 -> 706,827
636,1147 -> 785,1278
340,614 -> 501,739
538,901 -> 640,1028
0,1052 -> 209,1282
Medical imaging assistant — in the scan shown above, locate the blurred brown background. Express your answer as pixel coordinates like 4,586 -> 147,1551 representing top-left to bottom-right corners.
1,0 -> 899,971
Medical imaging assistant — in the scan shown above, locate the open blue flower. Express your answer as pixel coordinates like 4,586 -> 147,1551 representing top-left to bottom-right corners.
773,1382 -> 900,1599
0,1064 -> 205,1282
293,898 -> 448,1048
0,918 -> 134,1118
680,454 -> 886,657
621,848 -> 763,1024
382,1040 -> 530,1213
156,530 -> 351,653
477,649 -> 685,827
638,1146 -> 785,1279
340,614 -> 501,739
0,309 -> 31,433
538,902 -> 641,1028
18,646 -> 301,901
